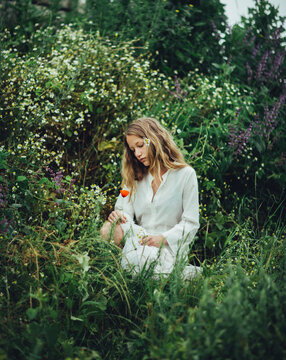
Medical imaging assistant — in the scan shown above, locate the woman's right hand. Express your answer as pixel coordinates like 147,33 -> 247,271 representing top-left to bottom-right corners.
108,210 -> 127,224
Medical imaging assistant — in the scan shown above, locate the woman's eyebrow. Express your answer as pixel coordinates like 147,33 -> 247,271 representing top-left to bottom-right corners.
130,140 -> 143,148
129,140 -> 143,150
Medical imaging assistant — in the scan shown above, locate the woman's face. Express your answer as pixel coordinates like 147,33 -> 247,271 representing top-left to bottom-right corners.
126,135 -> 150,166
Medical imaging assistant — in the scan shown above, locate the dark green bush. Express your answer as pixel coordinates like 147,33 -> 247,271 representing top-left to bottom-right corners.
84,0 -> 227,75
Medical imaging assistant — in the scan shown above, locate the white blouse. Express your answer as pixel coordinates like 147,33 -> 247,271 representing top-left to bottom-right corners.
115,166 -> 201,277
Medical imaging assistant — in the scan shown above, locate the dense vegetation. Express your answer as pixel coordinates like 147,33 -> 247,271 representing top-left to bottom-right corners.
0,0 -> 285,359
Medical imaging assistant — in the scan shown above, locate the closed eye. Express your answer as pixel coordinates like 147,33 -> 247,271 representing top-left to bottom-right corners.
130,144 -> 144,152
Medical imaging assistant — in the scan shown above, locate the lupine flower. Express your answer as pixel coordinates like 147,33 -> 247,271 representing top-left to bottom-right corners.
256,51 -> 269,80
242,27 -> 251,45
228,122 -> 253,156
251,42 -> 260,59
255,94 -> 286,138
246,62 -> 253,85
120,190 -> 129,198
211,21 -> 220,41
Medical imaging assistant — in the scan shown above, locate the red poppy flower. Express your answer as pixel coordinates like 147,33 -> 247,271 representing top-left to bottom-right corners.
120,190 -> 129,198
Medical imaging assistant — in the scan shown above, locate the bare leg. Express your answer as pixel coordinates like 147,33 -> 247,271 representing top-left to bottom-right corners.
100,221 -> 124,247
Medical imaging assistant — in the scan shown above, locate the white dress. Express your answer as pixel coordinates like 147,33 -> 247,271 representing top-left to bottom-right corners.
115,166 -> 202,279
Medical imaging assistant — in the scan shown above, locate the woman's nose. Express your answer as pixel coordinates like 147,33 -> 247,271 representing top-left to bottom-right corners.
135,148 -> 141,157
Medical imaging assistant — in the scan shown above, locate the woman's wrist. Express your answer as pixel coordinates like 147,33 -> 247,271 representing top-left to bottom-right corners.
160,234 -> 168,246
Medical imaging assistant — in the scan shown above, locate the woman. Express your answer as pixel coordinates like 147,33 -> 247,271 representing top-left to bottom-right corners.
100,117 -> 201,278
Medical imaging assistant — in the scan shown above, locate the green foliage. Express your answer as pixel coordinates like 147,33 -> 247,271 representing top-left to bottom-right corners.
0,0 -> 79,39
209,0 -> 286,200
1,226 -> 285,359
84,0 -> 227,75
0,24 -> 171,188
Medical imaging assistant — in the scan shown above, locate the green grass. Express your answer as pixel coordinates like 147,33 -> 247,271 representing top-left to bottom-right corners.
0,215 -> 285,359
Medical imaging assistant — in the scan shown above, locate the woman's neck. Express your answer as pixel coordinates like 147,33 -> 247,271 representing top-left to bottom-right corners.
150,166 -> 168,178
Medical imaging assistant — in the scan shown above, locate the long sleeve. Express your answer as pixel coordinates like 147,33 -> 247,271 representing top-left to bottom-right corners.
114,187 -> 136,233
162,168 -> 199,259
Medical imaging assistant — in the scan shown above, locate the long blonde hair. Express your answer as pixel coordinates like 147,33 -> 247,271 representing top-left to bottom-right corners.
121,117 -> 187,197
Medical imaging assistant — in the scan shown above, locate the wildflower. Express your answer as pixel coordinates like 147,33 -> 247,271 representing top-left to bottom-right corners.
144,137 -> 150,146
120,190 -> 129,198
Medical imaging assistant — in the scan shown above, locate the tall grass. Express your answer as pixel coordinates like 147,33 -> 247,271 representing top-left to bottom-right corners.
1,218 -> 285,359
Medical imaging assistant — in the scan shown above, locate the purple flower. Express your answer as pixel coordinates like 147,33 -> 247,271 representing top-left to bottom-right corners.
242,27 -> 251,45
228,122 -> 253,156
253,94 -> 286,139
246,62 -> 253,84
256,51 -> 269,80
0,218 -> 10,234
251,43 -> 260,59
211,21 -> 220,41
44,167 -> 75,194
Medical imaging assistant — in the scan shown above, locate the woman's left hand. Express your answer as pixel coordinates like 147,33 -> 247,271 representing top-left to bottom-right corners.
143,234 -> 167,248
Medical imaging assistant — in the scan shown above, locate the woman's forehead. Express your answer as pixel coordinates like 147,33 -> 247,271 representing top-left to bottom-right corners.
126,134 -> 143,147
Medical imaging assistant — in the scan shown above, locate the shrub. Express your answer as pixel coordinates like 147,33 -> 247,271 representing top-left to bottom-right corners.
0,24 -> 171,190
84,0 -> 227,75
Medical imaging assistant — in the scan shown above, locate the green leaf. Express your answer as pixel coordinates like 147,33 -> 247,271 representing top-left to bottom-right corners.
55,219 -> 67,233
71,315 -> 84,322
98,139 -> 119,151
73,252 -> 90,273
39,177 -> 51,185
26,307 -> 39,320
55,199 -> 72,205
66,129 -> 72,137
11,203 -> 22,208
17,175 -> 27,182
194,22 -> 206,26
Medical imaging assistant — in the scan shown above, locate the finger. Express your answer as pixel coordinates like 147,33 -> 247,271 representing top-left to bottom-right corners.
145,236 -> 152,245
115,210 -> 123,217
108,214 -> 118,223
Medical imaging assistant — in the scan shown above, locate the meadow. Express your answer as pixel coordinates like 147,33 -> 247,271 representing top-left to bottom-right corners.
0,0 -> 285,359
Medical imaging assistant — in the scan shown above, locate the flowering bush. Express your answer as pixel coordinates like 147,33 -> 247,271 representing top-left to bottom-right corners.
156,70 -> 285,255
0,24 -> 171,188
0,146 -> 106,241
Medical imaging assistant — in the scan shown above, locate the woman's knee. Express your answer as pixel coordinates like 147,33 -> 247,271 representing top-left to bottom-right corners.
114,224 -> 124,246
100,221 -> 124,246
100,221 -> 111,240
